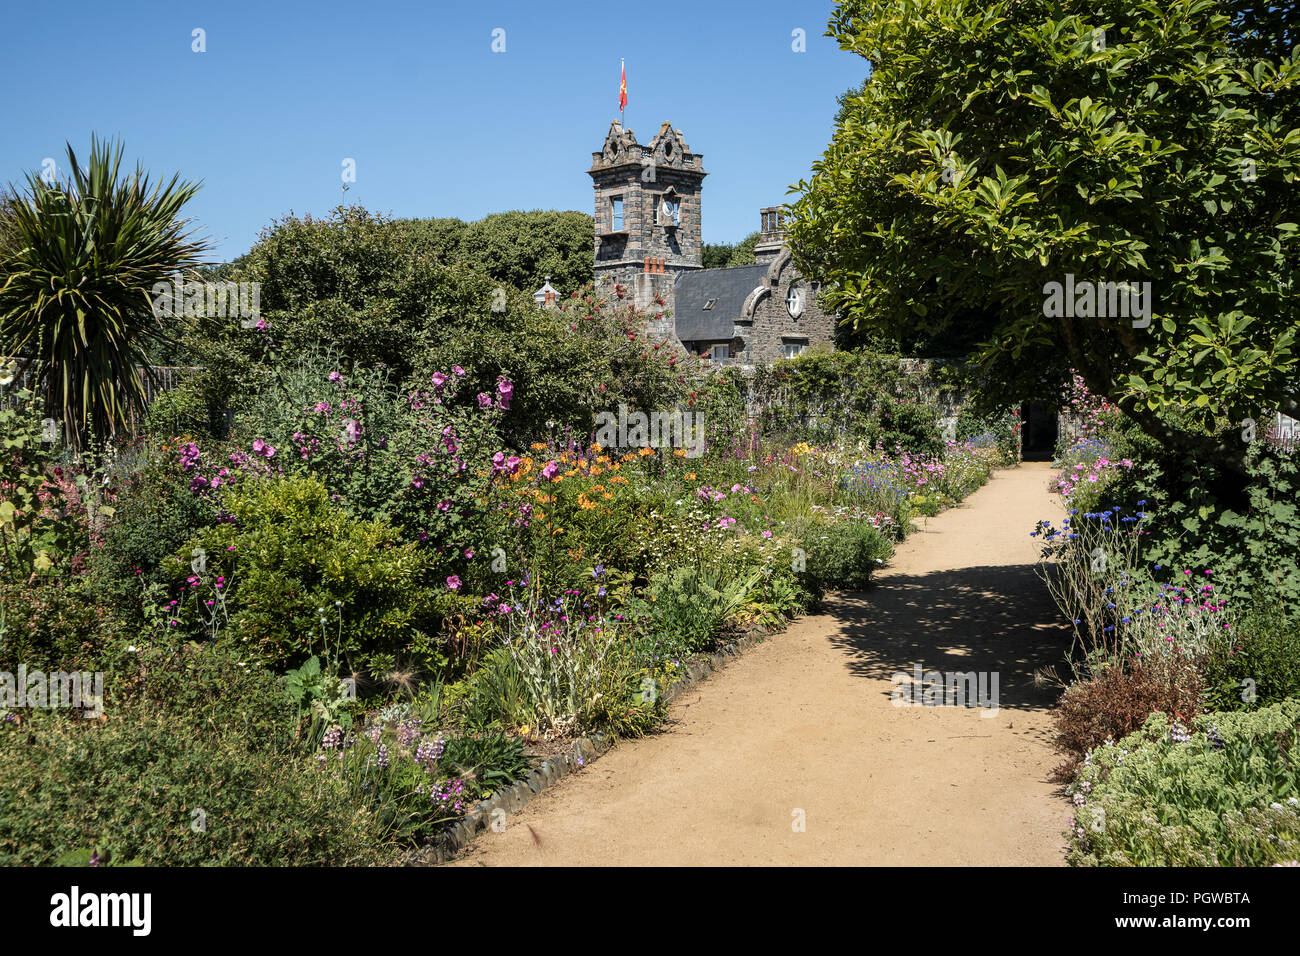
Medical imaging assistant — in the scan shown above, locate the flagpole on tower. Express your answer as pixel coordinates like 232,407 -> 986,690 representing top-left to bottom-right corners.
619,58 -> 627,129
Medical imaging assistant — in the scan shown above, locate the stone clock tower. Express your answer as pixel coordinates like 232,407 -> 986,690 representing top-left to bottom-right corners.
588,120 -> 705,317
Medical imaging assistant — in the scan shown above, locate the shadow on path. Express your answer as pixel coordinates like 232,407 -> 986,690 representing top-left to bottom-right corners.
825,562 -> 1072,713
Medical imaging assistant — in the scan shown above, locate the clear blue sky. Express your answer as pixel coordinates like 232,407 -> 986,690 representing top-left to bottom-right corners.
1,0 -> 866,262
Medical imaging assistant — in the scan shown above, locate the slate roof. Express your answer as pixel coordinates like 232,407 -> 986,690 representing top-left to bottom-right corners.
673,264 -> 768,341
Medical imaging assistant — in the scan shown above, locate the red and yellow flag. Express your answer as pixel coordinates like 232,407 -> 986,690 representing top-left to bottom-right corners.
619,60 -> 627,113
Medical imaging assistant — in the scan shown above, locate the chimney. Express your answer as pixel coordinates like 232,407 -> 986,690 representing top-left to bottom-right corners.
754,206 -> 788,265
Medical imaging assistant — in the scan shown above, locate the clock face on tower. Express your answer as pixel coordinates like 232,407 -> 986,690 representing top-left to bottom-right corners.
786,283 -> 805,318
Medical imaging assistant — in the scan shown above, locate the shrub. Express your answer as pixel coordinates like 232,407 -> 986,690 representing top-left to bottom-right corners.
1066,702 -> 1300,867
111,638 -> 299,749
805,519 -> 893,591
90,447 -> 217,621
170,476 -> 442,675
1200,595 -> 1300,711
0,577 -> 118,672
0,711 -> 390,866
491,581 -> 659,734
1050,653 -> 1203,780
955,406 -> 1019,465
638,563 -> 764,654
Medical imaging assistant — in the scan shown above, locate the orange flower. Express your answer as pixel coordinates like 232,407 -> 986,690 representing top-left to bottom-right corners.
685,472 -> 697,480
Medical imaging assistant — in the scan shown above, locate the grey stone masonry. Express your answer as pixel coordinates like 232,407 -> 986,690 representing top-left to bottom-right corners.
736,246 -> 836,365
589,120 -> 706,294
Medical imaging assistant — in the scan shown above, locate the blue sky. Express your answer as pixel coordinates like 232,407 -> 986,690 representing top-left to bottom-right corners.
1,0 -> 866,262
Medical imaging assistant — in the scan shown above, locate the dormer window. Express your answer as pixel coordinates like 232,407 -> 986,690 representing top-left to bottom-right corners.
702,298 -> 716,310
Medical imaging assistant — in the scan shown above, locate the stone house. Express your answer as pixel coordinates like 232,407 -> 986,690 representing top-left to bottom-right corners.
583,120 -> 836,366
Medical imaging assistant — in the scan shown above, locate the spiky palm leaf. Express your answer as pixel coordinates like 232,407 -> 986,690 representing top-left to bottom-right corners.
0,135 -> 208,449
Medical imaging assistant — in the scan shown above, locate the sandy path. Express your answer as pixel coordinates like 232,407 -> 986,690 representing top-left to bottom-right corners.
450,462 -> 1070,866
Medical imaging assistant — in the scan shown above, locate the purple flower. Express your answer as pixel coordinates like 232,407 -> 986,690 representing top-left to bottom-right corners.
452,366 -> 465,376
314,402 -> 331,414
477,392 -> 492,410
437,498 -> 452,511
541,460 -> 560,481
446,575 -> 461,591
431,372 -> 447,388
328,371 -> 342,382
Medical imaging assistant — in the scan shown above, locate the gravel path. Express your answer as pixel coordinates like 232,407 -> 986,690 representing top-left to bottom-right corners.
450,462 -> 1070,866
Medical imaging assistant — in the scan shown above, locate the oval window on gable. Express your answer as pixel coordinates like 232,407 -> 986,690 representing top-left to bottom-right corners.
786,283 -> 805,319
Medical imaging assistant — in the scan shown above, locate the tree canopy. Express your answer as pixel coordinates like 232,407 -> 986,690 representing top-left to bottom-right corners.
789,0 -> 1299,472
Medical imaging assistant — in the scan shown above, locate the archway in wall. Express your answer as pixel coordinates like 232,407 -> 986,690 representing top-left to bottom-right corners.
1019,401 -> 1058,461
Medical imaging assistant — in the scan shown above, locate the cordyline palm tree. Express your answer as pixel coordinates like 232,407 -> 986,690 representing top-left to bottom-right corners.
0,135 -> 208,451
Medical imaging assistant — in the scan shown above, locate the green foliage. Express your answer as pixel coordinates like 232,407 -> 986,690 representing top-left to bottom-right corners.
90,446 -> 216,620
440,729 -> 533,793
955,405 -> 1020,464
0,389 -> 83,580
111,638 -> 297,747
0,711 -> 389,866
171,476 -> 441,675
0,137 -> 209,449
1201,595 -> 1300,711
455,210 -> 595,294
285,655 -> 358,731
638,564 -> 764,654
1066,702 -> 1300,866
701,242 -> 735,269
791,0 -> 1300,472
805,519 -> 893,591
238,355 -> 504,557
725,232 -> 760,267
753,348 -> 944,451
0,577 -> 116,672
1101,430 -> 1300,610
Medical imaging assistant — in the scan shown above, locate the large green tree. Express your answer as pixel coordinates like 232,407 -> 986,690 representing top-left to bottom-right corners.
789,0 -> 1299,474
455,209 -> 594,294
0,137 -> 208,449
